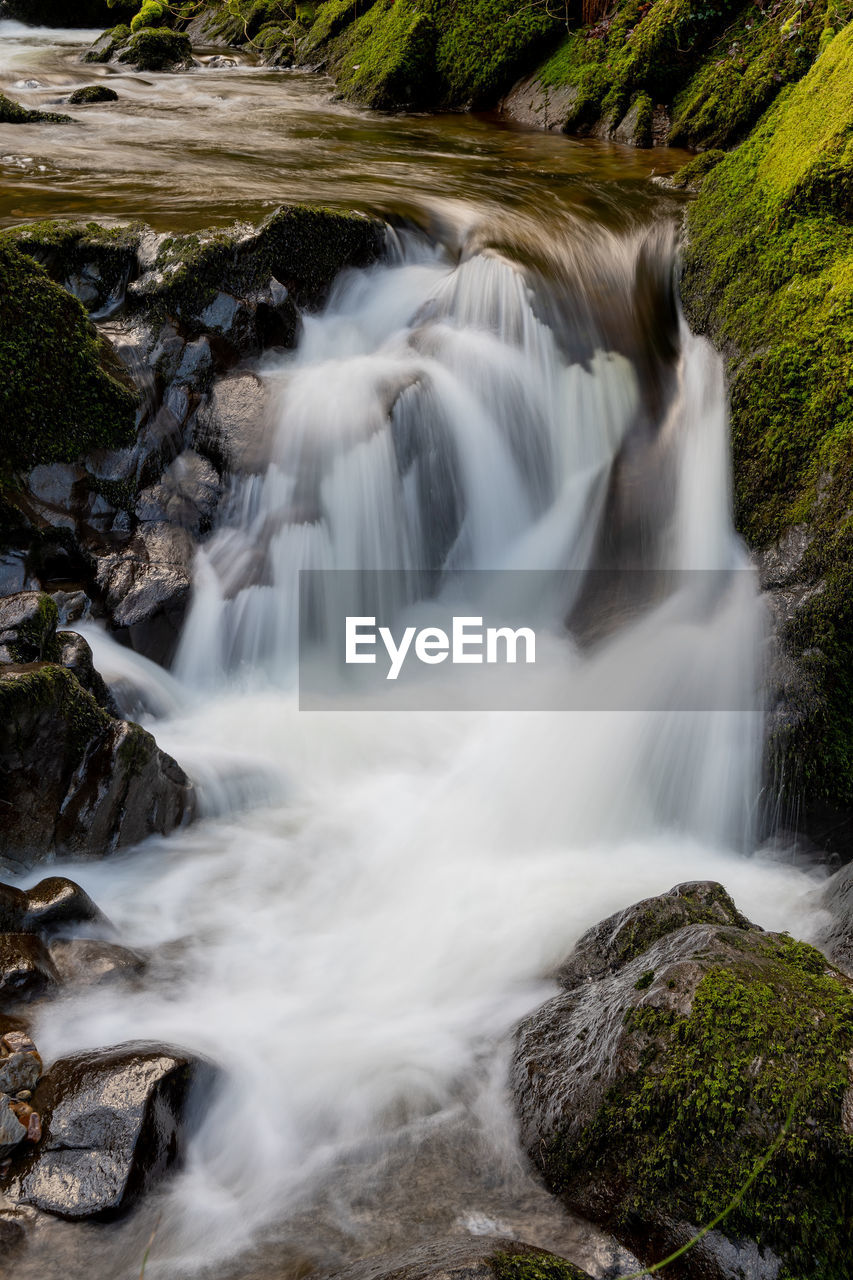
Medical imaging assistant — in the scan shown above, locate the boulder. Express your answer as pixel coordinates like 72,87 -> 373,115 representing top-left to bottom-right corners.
68,85 -> 119,105
0,1095 -> 28,1159
0,666 -> 194,867
0,593 -> 59,665
117,28 -> 195,73
56,631 -> 116,711
0,93 -> 70,125
512,882 -> 853,1280
0,936 -> 59,1009
0,877 -> 108,938
2,1043 -> 215,1220
48,939 -> 145,989
97,522 -> 195,663
135,450 -> 221,536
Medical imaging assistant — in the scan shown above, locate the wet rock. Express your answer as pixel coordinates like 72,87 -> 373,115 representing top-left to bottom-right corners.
193,372 -> 272,474
0,1032 -> 42,1096
136,450 -> 221,536
1,221 -> 140,316
48,939 -> 145,989
4,1043 -> 216,1220
512,882 -> 853,1280
15,877 -> 109,938
0,92 -> 70,125
0,666 -> 193,866
0,1095 -> 27,1159
0,936 -> 59,1008
328,1239 -> 595,1280
98,522 -> 194,663
817,868 -> 853,975
68,85 -> 119,105
0,592 -> 59,665
118,28 -> 195,73
56,631 -> 115,711
500,75 -> 579,132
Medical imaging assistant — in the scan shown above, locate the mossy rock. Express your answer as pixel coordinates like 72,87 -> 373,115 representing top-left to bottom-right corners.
513,881 -> 853,1279
0,663 -> 194,864
0,242 -> 138,474
117,27 -> 194,71
68,85 -> 119,105
0,93 -> 70,125
131,204 -> 384,322
668,148 -> 726,190
0,593 -> 59,666
0,219 -> 142,311
680,25 -> 853,818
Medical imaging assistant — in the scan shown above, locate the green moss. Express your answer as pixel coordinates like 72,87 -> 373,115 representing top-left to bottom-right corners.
0,243 -> 138,474
0,220 -> 141,309
546,932 -> 853,1278
118,27 -> 193,70
634,968 -> 655,989
669,147 -> 725,188
681,25 -> 853,808
130,0 -> 167,30
4,595 -> 60,665
613,884 -> 751,966
68,84 -> 120,104
0,93 -> 70,125
491,1251 -> 591,1280
83,24 -> 132,63
0,665 -> 111,762
329,0 -> 438,110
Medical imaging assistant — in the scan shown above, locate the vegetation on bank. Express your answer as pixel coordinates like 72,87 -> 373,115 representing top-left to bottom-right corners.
0,243 -> 138,475
682,24 -> 853,813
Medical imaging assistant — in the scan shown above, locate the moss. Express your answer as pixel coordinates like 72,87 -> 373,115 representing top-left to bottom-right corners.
681,25 -> 853,809
0,243 -> 138,474
68,85 -> 120,104
134,204 -> 383,321
491,1251 -> 591,1280
118,27 -> 193,70
130,0 -> 168,30
0,219 -> 141,313
328,0 -> 438,110
0,94 -> 70,125
668,147 -> 725,188
634,968 -> 655,989
545,932 -> 853,1278
0,666 -> 112,763
613,883 -> 751,966
83,25 -> 133,63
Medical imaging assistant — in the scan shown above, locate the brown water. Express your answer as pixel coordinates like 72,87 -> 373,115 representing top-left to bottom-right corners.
0,20 -> 691,236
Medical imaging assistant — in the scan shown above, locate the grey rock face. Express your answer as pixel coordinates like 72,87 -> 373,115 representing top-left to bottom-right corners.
0,592 -> 58,664
193,372 -> 272,474
0,936 -> 59,1009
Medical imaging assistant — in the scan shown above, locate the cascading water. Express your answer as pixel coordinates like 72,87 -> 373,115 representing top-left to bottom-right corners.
15,213 -> 824,1280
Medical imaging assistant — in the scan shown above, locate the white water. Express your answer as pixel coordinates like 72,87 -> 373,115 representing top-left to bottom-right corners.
20,224 -> 827,1278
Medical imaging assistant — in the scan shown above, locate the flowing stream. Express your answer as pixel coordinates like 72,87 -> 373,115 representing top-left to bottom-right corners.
1,21 -> 830,1280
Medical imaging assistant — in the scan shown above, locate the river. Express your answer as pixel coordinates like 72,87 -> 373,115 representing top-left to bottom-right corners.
0,20 -> 827,1280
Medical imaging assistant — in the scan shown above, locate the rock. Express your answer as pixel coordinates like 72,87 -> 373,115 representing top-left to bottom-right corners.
193,372 -> 272,474
0,1032 -> 42,1096
0,666 -> 194,866
0,936 -> 59,1008
817,868 -> 853,975
0,221 -> 140,316
48,939 -> 145,989
117,28 -> 195,73
512,882 -> 853,1280
98,522 -> 194,662
14,877 -> 109,938
56,631 -> 116,711
3,1043 -> 215,1220
612,93 -> 653,147
0,93 -> 70,125
135,450 -> 221,536
327,1240 -> 596,1280
0,1096 -> 27,1159
68,85 -> 119,105
0,593 -> 59,665
500,75 -> 578,132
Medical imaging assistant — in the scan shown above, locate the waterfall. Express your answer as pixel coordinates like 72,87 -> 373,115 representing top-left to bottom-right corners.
23,217 -> 819,1280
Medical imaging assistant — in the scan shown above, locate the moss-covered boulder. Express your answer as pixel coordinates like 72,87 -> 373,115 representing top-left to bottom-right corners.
0,220 -> 141,314
117,26 -> 194,71
68,85 -> 119,104
0,663 -> 194,866
513,881 -> 853,1279
0,593 -> 59,665
0,94 -> 70,125
681,26 -> 853,843
0,243 -> 138,476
